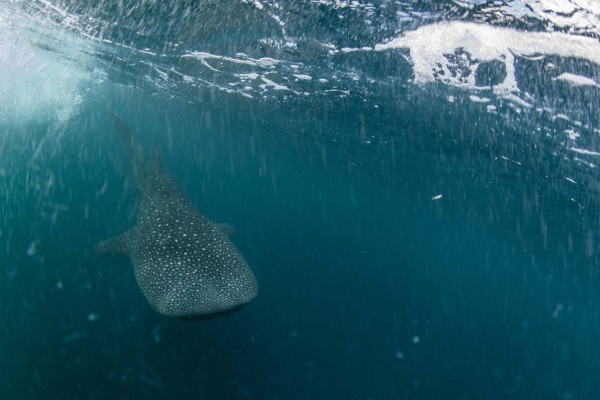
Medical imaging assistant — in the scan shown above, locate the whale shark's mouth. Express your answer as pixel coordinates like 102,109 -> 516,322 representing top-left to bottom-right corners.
167,291 -> 258,321
175,304 -> 248,321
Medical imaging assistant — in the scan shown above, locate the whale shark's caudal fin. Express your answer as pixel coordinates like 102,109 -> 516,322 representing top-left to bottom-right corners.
108,113 -> 148,186
95,227 -> 137,255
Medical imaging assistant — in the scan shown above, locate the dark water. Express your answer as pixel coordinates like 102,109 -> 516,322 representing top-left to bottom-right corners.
1,1 -> 600,399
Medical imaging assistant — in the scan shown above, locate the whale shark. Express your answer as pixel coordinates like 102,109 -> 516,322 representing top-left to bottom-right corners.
96,114 -> 258,320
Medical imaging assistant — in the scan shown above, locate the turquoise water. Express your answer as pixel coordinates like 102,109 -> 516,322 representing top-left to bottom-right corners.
1,1 -> 600,399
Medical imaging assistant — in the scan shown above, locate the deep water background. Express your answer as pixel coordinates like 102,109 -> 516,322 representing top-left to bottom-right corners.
1,0 -> 600,398
1,81 -> 600,400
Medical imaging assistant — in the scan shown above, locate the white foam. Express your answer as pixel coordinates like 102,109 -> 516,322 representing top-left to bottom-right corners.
469,95 -> 490,103
243,0 -> 264,10
374,22 -> 600,96
183,52 -> 282,72
565,129 -> 580,140
570,147 -> 600,156
556,72 -> 599,87
341,47 -> 364,53
259,77 -> 290,91
239,73 -> 259,80
574,157 -> 597,168
0,5 -> 88,126
501,0 -> 600,36
503,94 -> 532,108
293,74 -> 312,80
256,57 -> 279,67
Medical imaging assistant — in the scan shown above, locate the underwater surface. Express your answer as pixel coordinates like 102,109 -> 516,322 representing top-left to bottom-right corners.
1,0 -> 600,399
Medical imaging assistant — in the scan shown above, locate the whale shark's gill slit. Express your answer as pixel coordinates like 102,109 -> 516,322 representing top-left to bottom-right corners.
96,114 -> 258,319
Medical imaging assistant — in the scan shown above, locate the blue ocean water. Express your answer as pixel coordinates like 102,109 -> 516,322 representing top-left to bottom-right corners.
1,0 -> 600,399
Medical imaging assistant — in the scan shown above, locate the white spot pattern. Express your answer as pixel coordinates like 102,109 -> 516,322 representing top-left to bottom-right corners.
98,139 -> 258,319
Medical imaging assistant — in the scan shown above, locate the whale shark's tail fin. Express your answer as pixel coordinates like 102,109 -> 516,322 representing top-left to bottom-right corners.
108,113 -> 148,187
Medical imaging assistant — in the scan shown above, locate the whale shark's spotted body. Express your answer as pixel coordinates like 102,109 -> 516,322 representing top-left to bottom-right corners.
96,115 -> 258,319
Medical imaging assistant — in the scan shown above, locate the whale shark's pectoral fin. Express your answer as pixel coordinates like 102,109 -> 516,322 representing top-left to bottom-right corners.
95,227 -> 137,255
215,223 -> 235,236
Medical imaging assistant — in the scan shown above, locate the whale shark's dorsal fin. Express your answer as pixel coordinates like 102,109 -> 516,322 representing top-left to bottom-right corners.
215,223 -> 235,236
95,227 -> 137,255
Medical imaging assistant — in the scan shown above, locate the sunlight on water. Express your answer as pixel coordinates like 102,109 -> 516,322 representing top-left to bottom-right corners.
0,6 -> 87,126
1,1 -> 600,399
